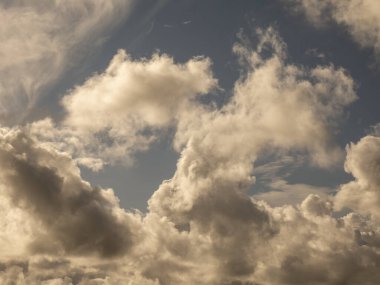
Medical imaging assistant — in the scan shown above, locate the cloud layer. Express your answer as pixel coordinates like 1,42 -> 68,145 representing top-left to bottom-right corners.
1,14 -> 380,285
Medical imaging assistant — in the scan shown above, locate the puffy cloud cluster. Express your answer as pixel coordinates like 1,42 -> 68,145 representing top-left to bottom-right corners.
144,27 -> 369,284
63,50 -> 216,129
252,195 -> 380,285
335,135 -> 380,219
150,27 -> 355,226
288,0 -> 380,57
2,25 -> 380,285
30,51 -> 216,170
0,128 -> 141,258
0,0 -> 135,124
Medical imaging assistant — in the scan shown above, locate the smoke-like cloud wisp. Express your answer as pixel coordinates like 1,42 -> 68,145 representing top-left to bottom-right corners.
287,0 -> 380,58
0,0 -> 135,124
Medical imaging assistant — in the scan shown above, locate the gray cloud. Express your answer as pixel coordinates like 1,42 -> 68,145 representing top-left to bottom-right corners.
0,257 -> 158,285
0,128 -> 139,258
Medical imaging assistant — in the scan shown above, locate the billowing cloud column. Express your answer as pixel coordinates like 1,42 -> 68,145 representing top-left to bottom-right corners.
335,135 -> 380,219
147,28 -> 358,284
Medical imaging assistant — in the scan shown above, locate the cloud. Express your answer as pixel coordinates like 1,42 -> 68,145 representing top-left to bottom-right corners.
0,128 -> 140,258
254,199 -> 380,285
287,0 -> 380,57
3,26 -> 380,285
31,27 -> 354,173
145,27 -> 360,283
305,48 -> 327,59
0,0 -> 135,124
335,135 -> 380,219
0,256 -> 159,285
254,179 -> 334,207
370,122 -> 380,136
174,27 -> 356,168
30,50 -> 216,170
252,156 -> 335,207
62,50 -> 216,129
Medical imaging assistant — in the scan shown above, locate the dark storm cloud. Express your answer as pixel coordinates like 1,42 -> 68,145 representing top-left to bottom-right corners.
0,129 -> 138,258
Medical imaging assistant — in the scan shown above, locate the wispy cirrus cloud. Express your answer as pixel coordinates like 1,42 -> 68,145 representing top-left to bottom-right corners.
0,0 -> 135,125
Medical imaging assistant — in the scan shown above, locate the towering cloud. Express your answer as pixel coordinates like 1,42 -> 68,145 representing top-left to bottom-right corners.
145,27 -> 360,284
335,135 -> 380,219
155,27 -> 356,221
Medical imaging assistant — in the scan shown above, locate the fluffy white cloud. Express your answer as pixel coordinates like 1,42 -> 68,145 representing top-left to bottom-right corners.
174,28 -> 356,169
0,0 -> 135,124
288,0 -> 380,57
335,135 -> 380,219
31,51 -> 216,170
63,50 -> 216,129
31,28 -> 355,172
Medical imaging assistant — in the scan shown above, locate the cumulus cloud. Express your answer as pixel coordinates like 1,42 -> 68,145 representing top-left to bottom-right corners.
0,128 -> 141,258
288,0 -> 380,57
3,26 -> 380,285
173,28 -> 356,169
62,50 -> 216,129
30,28 -> 355,172
335,135 -> 380,219
30,51 -> 216,170
0,0 -> 135,124
253,197 -> 380,285
146,27 -> 360,283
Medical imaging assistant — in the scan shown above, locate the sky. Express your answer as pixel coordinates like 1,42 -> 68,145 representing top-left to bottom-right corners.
1,0 -> 380,284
